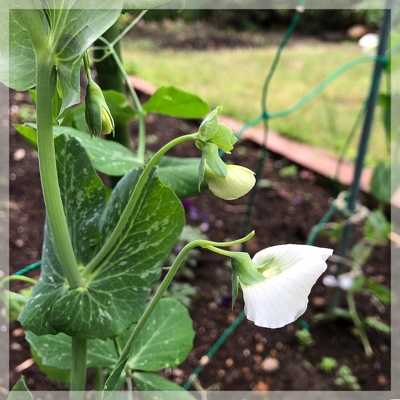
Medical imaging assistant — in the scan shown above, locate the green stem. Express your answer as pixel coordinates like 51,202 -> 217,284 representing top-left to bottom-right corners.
36,58 -> 81,289
0,275 -> 37,288
347,291 -> 373,357
103,233 -> 254,392
86,133 -> 198,276
100,39 -> 146,162
70,337 -> 87,397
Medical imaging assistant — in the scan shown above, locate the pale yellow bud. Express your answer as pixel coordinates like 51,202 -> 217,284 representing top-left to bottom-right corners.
206,164 -> 255,200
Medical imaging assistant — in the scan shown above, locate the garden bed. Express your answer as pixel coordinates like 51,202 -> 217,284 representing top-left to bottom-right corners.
9,92 -> 390,391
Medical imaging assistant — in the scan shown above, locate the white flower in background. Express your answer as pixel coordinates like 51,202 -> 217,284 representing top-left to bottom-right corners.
358,33 -> 378,53
238,245 -> 333,328
206,164 -> 256,200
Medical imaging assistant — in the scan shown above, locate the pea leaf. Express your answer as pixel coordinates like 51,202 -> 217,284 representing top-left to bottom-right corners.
127,298 -> 194,371
1,2 -> 122,112
370,161 -> 391,204
19,135 -> 185,338
8,376 -> 33,400
158,157 -> 201,198
0,8 -> 45,91
133,372 -> 195,399
24,299 -> 194,381
104,90 -> 137,125
15,124 -> 142,176
143,86 -> 209,119
15,124 -> 201,196
26,331 -> 118,382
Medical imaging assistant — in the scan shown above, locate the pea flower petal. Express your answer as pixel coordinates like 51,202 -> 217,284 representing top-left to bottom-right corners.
241,244 -> 333,328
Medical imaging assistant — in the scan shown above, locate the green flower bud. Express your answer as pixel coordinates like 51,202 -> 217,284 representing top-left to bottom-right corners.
206,164 -> 255,200
85,80 -> 114,136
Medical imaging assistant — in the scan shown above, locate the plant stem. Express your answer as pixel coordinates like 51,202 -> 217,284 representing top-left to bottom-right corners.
36,58 -> 81,289
103,232 -> 254,392
0,275 -> 37,288
86,133 -> 198,276
99,39 -> 147,162
347,291 -> 373,357
70,336 -> 87,397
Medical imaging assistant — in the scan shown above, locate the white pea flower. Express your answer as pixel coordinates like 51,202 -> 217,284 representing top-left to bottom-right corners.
237,245 -> 333,328
206,164 -> 255,200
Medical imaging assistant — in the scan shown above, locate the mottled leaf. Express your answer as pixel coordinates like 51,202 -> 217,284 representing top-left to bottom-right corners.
26,331 -> 118,381
133,372 -> 195,399
157,157 -> 201,198
16,124 -> 201,195
143,86 -> 209,119
15,124 -> 141,176
127,298 -> 195,371
20,135 -> 185,338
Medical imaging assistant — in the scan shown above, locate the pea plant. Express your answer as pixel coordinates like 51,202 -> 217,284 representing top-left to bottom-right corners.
2,4 -> 333,398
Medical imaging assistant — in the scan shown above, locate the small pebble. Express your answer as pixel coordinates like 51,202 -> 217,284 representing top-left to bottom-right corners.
14,239 -> 24,248
199,355 -> 209,366
225,358 -> 234,368
377,374 -> 388,386
13,148 -> 26,161
243,348 -> 251,357
255,343 -> 264,353
172,368 -> 183,377
208,302 -> 217,311
261,357 -> 280,372
217,369 -> 226,378
312,296 -> 326,307
254,381 -> 269,391
11,342 -> 22,351
12,328 -> 24,337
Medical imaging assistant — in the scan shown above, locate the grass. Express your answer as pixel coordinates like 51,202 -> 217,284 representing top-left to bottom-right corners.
122,38 -> 388,166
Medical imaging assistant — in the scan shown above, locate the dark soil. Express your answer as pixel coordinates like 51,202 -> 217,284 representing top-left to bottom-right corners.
8,92 -> 390,392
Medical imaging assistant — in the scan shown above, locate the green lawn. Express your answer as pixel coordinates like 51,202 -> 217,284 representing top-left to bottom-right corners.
122,38 -> 387,166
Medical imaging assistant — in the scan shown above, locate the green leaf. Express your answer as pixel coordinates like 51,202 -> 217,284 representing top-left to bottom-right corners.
157,157 -> 201,198
1,3 -> 122,112
365,316 -> 391,334
25,331 -> 118,382
370,161 -> 391,204
0,8 -> 46,91
104,90 -> 137,125
19,135 -> 185,338
133,372 -> 195,399
16,124 -> 201,196
143,86 -> 209,119
25,298 -> 193,381
364,278 -> 391,305
127,298 -> 194,371
8,376 -> 33,400
363,209 -> 390,246
15,124 -> 141,176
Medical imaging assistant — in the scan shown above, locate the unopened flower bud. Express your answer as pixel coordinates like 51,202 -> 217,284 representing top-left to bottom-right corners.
206,164 -> 255,200
85,80 -> 114,136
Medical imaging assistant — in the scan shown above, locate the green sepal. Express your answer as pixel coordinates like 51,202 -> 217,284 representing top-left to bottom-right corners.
197,107 -> 237,153
203,143 -> 227,178
230,252 -> 265,286
211,124 -> 237,153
